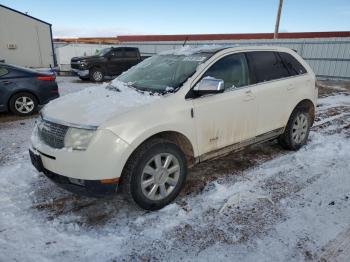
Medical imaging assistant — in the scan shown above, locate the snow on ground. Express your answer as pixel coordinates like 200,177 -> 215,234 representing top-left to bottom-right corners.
0,78 -> 349,261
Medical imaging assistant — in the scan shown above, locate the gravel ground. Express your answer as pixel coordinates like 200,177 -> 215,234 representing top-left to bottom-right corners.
0,77 -> 349,262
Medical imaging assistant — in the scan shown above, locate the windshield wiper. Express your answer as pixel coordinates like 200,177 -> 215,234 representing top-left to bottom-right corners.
105,84 -> 120,92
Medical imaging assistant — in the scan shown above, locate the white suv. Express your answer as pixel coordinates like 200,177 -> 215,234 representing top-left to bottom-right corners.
30,46 -> 317,210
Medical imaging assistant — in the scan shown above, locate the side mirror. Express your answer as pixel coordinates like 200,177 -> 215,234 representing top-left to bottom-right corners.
193,77 -> 224,95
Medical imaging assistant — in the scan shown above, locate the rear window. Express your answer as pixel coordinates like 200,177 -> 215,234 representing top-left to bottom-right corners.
124,48 -> 138,58
246,51 -> 290,83
279,52 -> 307,76
0,67 -> 9,77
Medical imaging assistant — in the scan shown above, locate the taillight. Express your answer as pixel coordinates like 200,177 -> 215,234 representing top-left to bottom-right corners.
37,75 -> 55,81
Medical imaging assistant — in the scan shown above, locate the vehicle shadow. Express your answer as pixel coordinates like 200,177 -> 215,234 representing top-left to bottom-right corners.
0,112 -> 37,123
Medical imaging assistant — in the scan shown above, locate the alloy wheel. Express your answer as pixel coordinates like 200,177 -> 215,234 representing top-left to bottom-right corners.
93,71 -> 103,81
141,153 -> 180,201
292,113 -> 308,144
14,96 -> 35,114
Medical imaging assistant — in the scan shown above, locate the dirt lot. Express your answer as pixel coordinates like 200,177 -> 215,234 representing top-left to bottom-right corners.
0,77 -> 349,261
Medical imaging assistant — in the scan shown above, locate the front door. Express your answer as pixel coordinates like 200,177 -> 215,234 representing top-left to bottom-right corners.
107,49 -> 126,76
191,53 -> 258,157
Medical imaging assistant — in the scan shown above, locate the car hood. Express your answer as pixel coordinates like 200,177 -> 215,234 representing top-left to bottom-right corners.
71,55 -> 101,62
41,81 -> 162,127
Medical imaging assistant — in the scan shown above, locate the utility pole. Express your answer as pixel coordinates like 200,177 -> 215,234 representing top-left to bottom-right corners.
274,0 -> 284,39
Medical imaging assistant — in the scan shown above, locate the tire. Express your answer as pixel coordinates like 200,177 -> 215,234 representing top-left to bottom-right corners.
9,92 -> 38,116
278,108 -> 311,150
89,68 -> 104,82
120,138 -> 187,211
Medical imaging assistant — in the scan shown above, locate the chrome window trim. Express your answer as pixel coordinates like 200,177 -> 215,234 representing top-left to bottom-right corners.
186,49 -> 309,100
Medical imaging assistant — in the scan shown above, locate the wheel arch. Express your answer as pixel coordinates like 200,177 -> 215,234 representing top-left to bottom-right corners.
292,99 -> 316,125
122,130 -> 196,172
8,90 -> 39,108
89,65 -> 105,74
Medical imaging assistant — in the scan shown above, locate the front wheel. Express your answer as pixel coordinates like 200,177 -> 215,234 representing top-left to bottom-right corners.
89,68 -> 104,82
278,109 -> 311,150
121,139 -> 187,211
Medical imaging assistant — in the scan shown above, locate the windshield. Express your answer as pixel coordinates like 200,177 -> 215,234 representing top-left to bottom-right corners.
117,54 -> 211,92
96,48 -> 112,56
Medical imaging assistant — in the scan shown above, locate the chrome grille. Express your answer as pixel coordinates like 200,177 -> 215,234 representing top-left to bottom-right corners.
37,119 -> 69,149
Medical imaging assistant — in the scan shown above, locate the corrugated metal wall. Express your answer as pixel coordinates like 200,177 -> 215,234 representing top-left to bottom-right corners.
55,37 -> 350,80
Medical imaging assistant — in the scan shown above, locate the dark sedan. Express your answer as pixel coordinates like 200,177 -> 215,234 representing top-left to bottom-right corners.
0,63 -> 59,116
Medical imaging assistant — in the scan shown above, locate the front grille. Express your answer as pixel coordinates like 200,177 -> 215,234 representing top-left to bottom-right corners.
70,62 -> 80,70
37,120 -> 69,149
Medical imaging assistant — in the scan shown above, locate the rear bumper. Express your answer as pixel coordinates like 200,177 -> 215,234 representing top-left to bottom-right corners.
29,149 -> 118,196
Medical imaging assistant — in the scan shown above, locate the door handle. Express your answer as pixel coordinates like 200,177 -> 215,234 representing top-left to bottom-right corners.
1,80 -> 11,85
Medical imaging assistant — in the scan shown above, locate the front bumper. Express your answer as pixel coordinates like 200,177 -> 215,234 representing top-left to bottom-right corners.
31,128 -> 132,181
71,68 -> 89,77
29,149 -> 118,196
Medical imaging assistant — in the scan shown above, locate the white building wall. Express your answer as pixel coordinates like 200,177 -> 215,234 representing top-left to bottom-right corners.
0,6 -> 54,68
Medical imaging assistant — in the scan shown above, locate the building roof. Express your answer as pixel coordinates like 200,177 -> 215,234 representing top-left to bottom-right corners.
116,31 -> 350,42
54,37 -> 120,44
0,4 -> 51,26
55,31 -> 350,44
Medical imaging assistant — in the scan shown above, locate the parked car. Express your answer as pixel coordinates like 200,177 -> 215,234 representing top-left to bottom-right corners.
0,63 -> 59,116
70,47 -> 143,82
30,46 -> 317,210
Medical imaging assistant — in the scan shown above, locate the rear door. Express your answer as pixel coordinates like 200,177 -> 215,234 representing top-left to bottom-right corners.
191,53 -> 258,157
246,51 -> 292,135
124,48 -> 140,69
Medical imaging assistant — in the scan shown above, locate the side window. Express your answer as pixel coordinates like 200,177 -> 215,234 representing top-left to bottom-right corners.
279,52 -> 307,76
110,49 -> 123,57
0,67 -> 9,77
246,51 -> 290,83
124,49 -> 138,58
201,53 -> 250,90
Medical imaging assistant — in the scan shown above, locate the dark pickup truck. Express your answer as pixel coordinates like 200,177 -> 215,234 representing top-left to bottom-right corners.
70,47 -> 142,82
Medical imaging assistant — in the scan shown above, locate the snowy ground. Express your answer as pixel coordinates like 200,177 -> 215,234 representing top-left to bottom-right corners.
0,77 -> 349,262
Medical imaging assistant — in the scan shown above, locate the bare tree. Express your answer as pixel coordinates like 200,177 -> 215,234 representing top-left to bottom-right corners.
274,0 -> 284,39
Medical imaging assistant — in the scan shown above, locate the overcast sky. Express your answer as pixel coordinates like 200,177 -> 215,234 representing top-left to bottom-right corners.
2,0 -> 350,37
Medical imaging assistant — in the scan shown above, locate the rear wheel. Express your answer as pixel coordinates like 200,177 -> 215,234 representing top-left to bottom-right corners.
278,108 -> 311,150
121,138 -> 187,210
89,68 -> 104,82
9,92 -> 38,116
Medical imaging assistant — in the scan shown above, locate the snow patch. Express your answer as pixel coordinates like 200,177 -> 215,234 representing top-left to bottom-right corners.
42,80 -> 161,127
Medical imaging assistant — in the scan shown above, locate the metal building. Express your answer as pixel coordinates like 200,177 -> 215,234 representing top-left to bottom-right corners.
0,4 -> 56,68
116,32 -> 350,81
54,32 -> 350,80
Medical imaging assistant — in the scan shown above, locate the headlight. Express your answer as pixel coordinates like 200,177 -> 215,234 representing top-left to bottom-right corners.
64,127 -> 95,150
79,61 -> 88,68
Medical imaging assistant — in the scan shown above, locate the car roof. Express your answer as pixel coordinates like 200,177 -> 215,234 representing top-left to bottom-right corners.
160,45 -> 294,57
